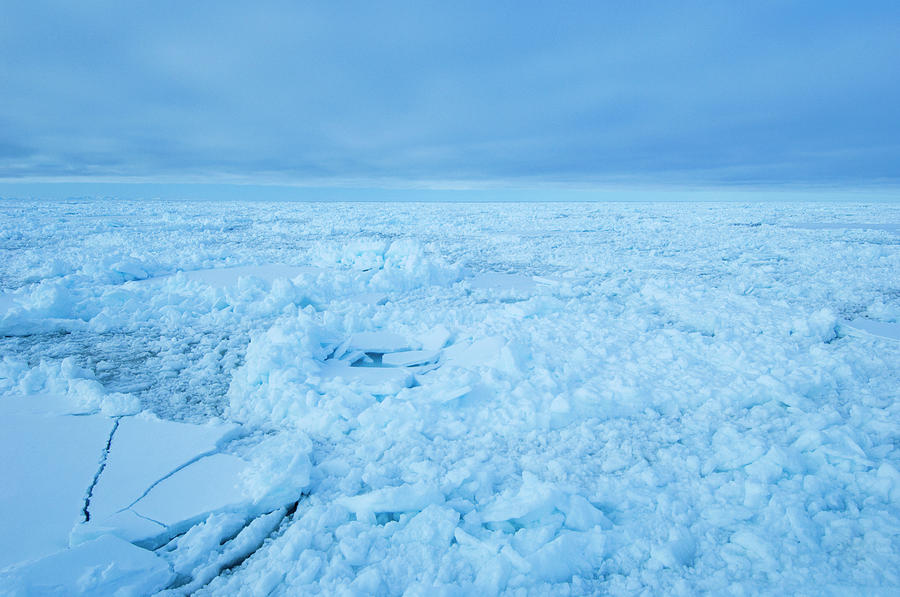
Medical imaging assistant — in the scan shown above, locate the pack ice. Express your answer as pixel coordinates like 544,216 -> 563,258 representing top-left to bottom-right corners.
1,200 -> 899,595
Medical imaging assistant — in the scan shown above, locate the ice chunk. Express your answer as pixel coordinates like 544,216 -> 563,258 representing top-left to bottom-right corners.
161,509 -> 285,594
442,336 -> 506,369
393,504 -> 460,546
131,453 -> 250,530
0,292 -> 16,316
349,292 -> 389,306
469,272 -> 538,293
382,350 -> 439,367
84,415 -> 242,526
527,530 -> 604,583
419,324 -> 451,351
338,482 -> 444,521
318,360 -> 414,394
479,473 -> 562,524
239,430 -> 313,508
842,318 -> 900,341
0,534 -> 174,596
0,412 -> 114,569
346,331 -> 414,353
559,495 -> 613,531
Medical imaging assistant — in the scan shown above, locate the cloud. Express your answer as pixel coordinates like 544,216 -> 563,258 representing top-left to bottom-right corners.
1,1 -> 898,186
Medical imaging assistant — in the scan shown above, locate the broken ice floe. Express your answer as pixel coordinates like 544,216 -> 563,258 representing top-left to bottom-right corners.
0,398 -> 307,595
0,409 -> 114,569
75,415 -> 242,544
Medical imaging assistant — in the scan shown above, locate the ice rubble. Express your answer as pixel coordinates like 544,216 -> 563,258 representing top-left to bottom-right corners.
1,201 -> 899,594
0,353 -> 311,594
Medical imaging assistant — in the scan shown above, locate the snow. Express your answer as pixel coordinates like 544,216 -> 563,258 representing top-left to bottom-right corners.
1,199 -> 899,594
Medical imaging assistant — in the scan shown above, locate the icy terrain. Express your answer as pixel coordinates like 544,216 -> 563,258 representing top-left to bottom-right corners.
0,199 -> 898,595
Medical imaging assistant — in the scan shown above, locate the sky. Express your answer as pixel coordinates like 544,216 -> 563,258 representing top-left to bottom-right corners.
1,1 -> 899,197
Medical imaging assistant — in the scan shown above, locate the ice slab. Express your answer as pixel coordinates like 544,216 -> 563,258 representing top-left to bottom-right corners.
349,292 -> 389,306
469,272 -> 538,293
843,318 -> 900,341
382,350 -> 440,367
338,482 -> 444,520
318,361 -> 414,394
346,331 -> 414,353
0,292 -> 16,316
442,336 -> 507,369
83,415 -> 242,525
0,412 -> 114,569
419,325 -> 451,351
131,453 -> 250,530
0,534 -> 174,596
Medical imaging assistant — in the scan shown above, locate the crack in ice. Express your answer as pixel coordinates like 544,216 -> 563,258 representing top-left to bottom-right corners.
81,417 -> 121,523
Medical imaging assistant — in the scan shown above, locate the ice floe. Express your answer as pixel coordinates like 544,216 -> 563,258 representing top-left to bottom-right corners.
0,410 -> 113,568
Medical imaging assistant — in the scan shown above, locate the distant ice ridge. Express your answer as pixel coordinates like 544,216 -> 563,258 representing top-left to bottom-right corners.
0,200 -> 899,594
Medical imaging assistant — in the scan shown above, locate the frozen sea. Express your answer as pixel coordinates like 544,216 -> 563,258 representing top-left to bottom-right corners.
1,199 -> 899,595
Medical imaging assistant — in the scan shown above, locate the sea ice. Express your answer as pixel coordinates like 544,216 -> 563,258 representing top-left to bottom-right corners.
77,414 -> 241,541
167,264 -> 320,288
0,411 -> 113,569
131,453 -> 250,531
1,200 -> 898,595
0,534 -> 173,596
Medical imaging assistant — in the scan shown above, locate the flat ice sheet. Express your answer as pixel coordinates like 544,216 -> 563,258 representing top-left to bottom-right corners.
84,415 -> 240,524
469,272 -> 538,292
0,412 -> 114,569
131,453 -> 249,528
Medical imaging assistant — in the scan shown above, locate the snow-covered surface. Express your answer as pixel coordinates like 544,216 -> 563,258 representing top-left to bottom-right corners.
1,199 -> 899,594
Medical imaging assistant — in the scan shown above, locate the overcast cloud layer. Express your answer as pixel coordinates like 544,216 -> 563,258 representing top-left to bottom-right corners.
1,1 -> 898,187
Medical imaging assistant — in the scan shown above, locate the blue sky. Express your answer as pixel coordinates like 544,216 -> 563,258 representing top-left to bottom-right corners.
1,1 -> 898,195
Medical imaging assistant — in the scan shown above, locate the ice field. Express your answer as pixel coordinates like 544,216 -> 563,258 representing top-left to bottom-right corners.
0,199 -> 899,595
